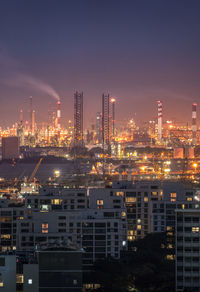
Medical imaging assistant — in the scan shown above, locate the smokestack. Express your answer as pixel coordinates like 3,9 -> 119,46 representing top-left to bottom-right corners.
57,99 -> 61,137
192,103 -> 197,145
157,100 -> 162,142
29,96 -> 33,134
19,109 -> 23,126
32,110 -> 35,135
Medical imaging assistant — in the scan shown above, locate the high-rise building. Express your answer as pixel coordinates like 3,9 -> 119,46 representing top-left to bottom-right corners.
74,92 -> 83,146
2,137 -> 19,160
102,93 -> 110,147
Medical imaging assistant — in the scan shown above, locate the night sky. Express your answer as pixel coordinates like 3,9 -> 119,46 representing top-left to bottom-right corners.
1,0 -> 200,128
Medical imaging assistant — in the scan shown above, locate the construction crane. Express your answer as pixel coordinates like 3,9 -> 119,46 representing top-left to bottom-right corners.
28,158 -> 43,182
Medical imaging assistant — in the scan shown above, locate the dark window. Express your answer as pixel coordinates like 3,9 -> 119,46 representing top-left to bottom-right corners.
0,258 -> 5,266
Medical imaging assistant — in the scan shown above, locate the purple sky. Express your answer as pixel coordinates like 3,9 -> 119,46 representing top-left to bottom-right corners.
0,0 -> 200,128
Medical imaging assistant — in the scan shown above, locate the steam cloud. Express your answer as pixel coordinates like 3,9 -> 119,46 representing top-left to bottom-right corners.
0,49 -> 59,101
8,73 -> 60,101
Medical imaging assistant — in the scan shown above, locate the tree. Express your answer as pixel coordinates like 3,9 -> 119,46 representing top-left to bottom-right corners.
90,233 -> 175,292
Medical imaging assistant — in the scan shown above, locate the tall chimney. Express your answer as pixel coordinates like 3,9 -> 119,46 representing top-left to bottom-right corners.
192,103 -> 197,145
19,109 -> 23,126
29,96 -> 33,134
57,100 -> 61,137
157,100 -> 162,142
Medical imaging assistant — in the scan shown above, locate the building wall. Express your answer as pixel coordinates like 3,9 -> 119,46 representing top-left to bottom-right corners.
0,255 -> 16,292
2,137 -> 19,160
37,250 -> 82,292
176,210 -> 200,292
23,264 -> 39,292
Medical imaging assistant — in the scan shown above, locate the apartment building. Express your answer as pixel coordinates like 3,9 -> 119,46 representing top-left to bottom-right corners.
0,207 -> 24,252
111,181 -> 197,242
0,181 -> 198,263
17,187 -> 127,269
176,209 -> 200,292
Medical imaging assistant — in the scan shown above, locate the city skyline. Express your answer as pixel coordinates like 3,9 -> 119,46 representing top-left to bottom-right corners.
1,0 -> 200,127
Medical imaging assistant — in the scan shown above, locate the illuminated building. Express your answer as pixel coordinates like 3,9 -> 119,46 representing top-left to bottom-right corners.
16,187 -> 127,267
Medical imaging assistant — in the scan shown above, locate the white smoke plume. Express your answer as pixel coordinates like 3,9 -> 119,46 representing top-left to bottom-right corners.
7,73 -> 60,101
0,48 -> 59,100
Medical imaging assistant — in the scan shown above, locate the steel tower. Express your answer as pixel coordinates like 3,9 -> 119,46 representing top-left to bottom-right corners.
74,91 -> 83,146
102,93 -> 110,147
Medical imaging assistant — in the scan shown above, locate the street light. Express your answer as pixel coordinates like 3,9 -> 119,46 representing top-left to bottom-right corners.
193,163 -> 198,172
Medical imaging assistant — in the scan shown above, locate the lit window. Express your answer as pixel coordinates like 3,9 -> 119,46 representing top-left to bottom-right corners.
160,191 -> 163,199
186,197 -> 193,201
0,281 -> 3,287
144,197 -> 148,202
166,254 -> 174,260
1,235 -> 10,239
40,205 -> 49,212
170,193 -> 176,202
97,200 -> 104,209
151,192 -> 158,196
42,223 -> 48,234
115,192 -> 124,197
167,244 -> 173,249
128,230 -> 134,235
42,230 -> 48,234
137,225 -> 141,230
28,279 -> 32,284
51,199 -> 62,205
192,227 -> 199,233
121,211 -> 126,218
16,274 -> 24,284
73,279 -> 78,285
126,197 -> 136,203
